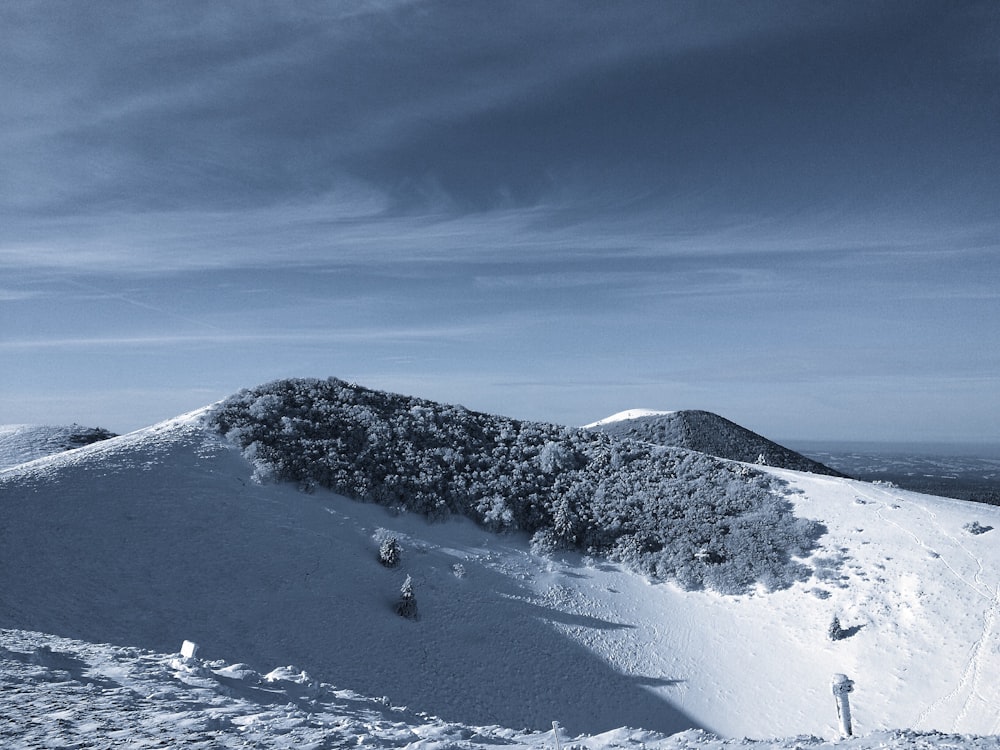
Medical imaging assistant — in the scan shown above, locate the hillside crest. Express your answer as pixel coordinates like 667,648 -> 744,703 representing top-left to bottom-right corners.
586,409 -> 845,477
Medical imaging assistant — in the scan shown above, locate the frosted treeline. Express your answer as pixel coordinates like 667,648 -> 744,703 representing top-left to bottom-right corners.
210,378 -> 825,594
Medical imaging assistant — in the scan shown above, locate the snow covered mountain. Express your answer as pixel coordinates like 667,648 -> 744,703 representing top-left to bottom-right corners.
2,380 -> 999,746
585,409 -> 845,477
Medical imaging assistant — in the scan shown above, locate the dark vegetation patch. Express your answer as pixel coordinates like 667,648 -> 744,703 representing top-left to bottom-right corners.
209,378 -> 826,594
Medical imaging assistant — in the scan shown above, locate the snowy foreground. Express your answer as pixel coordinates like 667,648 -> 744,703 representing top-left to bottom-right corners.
2,408 -> 1000,746
3,629 -> 998,750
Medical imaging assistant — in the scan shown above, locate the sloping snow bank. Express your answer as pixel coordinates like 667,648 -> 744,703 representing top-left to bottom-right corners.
0,413 -> 701,736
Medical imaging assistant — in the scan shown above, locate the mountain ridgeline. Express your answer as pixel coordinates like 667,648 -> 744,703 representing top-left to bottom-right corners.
210,377 -> 826,594
587,410 -> 846,477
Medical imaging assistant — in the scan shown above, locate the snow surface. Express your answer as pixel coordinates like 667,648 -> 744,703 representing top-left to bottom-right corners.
3,629 -> 998,750
2,411 -> 1000,745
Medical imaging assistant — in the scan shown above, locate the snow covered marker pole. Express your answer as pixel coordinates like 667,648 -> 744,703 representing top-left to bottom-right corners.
831,673 -> 854,737
551,721 -> 562,750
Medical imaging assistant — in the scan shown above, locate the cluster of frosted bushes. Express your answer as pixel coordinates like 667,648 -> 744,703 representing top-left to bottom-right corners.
209,377 -> 824,594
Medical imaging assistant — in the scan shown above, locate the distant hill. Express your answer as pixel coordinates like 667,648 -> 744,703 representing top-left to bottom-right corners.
210,377 -> 824,594
0,424 -> 117,470
586,409 -> 846,477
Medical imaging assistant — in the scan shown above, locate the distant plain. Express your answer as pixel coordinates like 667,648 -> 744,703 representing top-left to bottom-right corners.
793,441 -> 1000,504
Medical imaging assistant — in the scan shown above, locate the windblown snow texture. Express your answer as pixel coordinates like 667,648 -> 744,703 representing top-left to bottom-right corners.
210,377 -> 824,594
587,410 -> 846,477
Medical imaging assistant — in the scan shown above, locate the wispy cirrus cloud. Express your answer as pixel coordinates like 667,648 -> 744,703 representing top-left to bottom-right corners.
4,0 -> 996,219
0,321 -> 483,352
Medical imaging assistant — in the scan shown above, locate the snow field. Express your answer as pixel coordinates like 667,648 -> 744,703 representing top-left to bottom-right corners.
3,629 -> 998,750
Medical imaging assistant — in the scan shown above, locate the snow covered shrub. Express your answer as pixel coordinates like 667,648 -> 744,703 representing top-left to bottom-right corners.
529,528 -> 562,555
395,575 -> 418,620
209,377 -> 827,595
379,537 -> 401,568
963,521 -> 993,535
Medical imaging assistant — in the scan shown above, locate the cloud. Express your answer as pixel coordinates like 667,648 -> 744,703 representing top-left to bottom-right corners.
2,1 -> 998,442
5,0 -> 995,219
0,325 -> 483,352
0,289 -> 43,302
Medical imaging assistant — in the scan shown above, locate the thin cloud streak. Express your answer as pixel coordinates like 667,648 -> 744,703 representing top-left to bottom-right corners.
4,196 -> 996,276
0,326 -> 484,351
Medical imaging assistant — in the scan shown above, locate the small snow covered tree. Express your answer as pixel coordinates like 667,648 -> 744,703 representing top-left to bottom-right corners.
379,536 -> 401,567
395,575 -> 418,620
828,615 -> 844,640
828,614 -> 864,641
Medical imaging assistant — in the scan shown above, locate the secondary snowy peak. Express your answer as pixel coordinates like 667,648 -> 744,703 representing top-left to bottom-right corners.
0,423 -> 117,470
586,409 -> 845,477
583,409 -> 676,427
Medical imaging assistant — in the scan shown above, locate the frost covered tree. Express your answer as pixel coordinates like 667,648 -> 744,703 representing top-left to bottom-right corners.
395,575 -> 418,620
828,615 -> 845,640
379,537 -> 401,568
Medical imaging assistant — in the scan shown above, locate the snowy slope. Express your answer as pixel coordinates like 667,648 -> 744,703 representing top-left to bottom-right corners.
2,409 -> 1000,741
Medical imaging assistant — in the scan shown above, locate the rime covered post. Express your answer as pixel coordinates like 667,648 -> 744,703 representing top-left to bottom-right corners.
551,721 -> 562,750
831,673 -> 854,737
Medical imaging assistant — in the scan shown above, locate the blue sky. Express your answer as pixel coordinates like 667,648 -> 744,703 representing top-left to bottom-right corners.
2,1 -> 998,443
